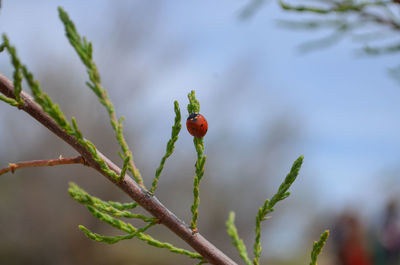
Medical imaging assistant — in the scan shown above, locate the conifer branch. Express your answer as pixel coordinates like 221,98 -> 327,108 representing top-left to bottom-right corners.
58,7 -> 144,187
187,90 -> 207,232
0,73 -> 237,265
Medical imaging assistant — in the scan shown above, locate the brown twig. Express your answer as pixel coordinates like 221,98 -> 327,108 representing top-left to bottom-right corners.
0,155 -> 87,176
0,73 -> 237,265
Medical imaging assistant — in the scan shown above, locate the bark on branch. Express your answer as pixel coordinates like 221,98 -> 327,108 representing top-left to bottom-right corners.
0,73 -> 237,265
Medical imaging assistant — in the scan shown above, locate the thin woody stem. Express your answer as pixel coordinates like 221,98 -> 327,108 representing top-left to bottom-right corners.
0,73 -> 237,265
0,156 -> 87,176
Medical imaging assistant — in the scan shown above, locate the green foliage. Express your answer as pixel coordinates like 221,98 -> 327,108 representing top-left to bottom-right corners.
226,212 -> 253,265
69,183 -> 153,221
187,90 -> 200,114
69,183 -> 202,259
267,155 -> 303,211
137,234 -> 202,260
78,222 -> 155,244
0,94 -> 19,107
225,156 -> 306,265
118,155 -> 131,182
190,136 -> 206,231
85,206 -> 201,259
0,6 -> 333,264
79,223 -> 155,244
310,230 -> 329,265
150,100 -> 182,193
0,8 -> 204,260
70,117 -> 120,180
1,34 -> 73,133
253,155 -> 303,265
187,91 -> 207,231
1,34 -> 23,107
107,200 -> 138,210
22,63 -> 73,132
58,7 -> 143,187
0,33 -> 121,182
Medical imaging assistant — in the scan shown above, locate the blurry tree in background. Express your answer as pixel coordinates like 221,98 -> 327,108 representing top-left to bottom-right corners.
242,0 -> 400,85
242,0 -> 400,54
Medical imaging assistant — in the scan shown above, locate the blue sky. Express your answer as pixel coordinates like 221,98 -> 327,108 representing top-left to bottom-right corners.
161,0 -> 400,205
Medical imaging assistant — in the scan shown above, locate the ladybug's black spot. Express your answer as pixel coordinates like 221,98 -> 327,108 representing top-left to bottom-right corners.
200,124 -> 203,127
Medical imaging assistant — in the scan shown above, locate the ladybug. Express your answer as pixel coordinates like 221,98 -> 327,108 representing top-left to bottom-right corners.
186,113 -> 208,138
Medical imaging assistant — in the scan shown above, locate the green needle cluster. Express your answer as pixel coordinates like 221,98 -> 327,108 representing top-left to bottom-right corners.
107,200 -> 138,210
0,6 -> 334,264
310,230 -> 329,265
69,183 -> 201,259
187,90 -> 207,231
225,156 -> 317,265
118,155 -> 131,182
1,10 -> 203,260
0,35 -> 23,108
58,7 -> 143,186
83,207 -> 201,259
0,34 -> 121,181
151,100 -> 182,193
0,92 -> 20,107
226,212 -> 253,265
69,183 -> 153,221
79,222 -> 155,244
187,90 -> 200,114
253,155 -> 303,265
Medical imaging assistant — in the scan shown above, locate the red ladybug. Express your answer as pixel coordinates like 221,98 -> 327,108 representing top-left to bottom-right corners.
186,113 -> 208,138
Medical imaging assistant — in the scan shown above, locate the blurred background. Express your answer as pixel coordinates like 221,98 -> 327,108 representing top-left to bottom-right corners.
1,1 -> 400,264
